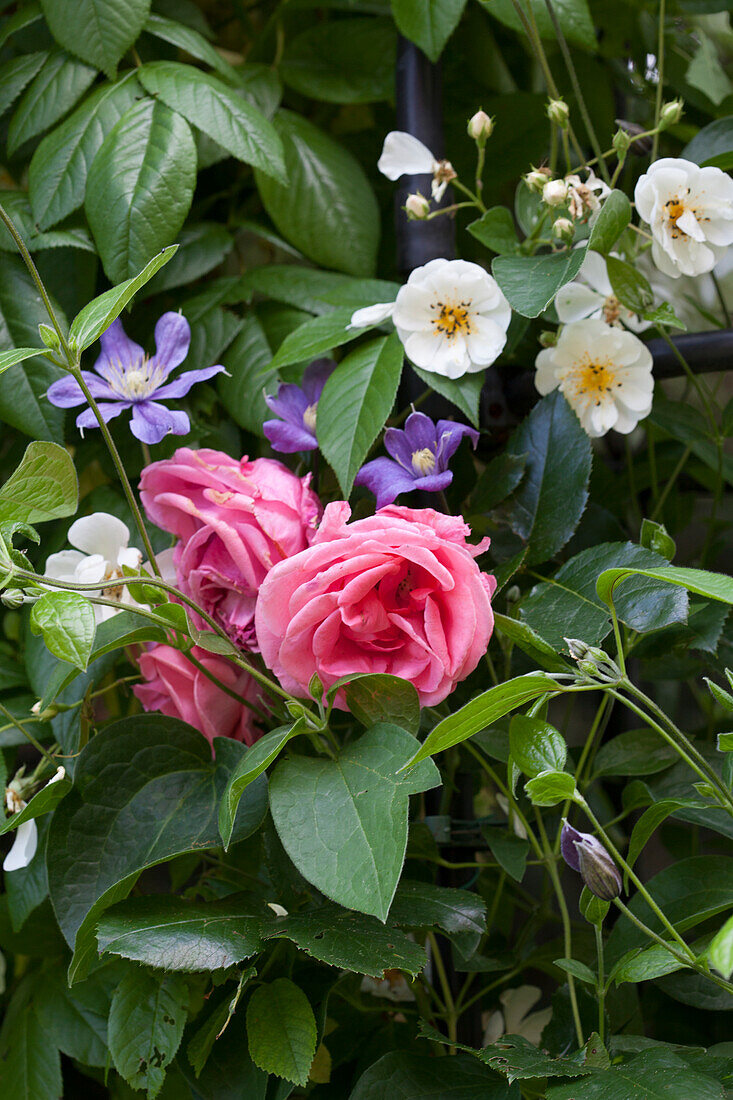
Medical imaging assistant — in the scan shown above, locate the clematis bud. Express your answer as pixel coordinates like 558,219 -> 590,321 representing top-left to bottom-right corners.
561,821 -> 622,901
564,638 -> 621,682
659,99 -> 684,129
546,98 -> 570,129
404,192 -> 430,220
552,217 -> 574,242
542,179 -> 568,207
524,167 -> 552,193
468,109 -> 494,143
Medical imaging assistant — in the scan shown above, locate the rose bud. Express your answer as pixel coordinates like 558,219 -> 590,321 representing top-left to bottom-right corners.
467,109 -> 494,143
542,179 -> 569,207
405,193 -> 430,220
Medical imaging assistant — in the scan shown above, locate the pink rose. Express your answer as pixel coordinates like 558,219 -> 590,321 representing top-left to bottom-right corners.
133,643 -> 263,745
139,448 -> 322,650
255,502 -> 496,708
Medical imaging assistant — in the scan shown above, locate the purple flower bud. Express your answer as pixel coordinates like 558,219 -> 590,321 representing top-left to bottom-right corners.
561,820 -> 621,901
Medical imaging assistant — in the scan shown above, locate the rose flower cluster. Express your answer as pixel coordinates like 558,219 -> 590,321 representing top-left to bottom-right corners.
132,445 -> 496,744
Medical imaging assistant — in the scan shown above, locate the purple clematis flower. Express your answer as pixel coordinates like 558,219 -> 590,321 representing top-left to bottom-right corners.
46,312 -> 225,445
354,411 -> 479,509
263,359 -> 335,453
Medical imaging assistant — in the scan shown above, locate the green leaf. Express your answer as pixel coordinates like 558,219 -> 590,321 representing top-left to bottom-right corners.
686,34 -> 732,106
318,333 -> 403,497
521,542 -> 690,652
467,206 -> 519,254
592,730 -> 677,778
0,441 -> 77,524
504,390 -> 592,566
97,895 -> 264,970
219,718 -> 308,848
469,451 -> 526,513
493,614 -> 569,673
554,957 -> 596,985
255,110 -> 380,276
650,396 -> 733,487
639,518 -> 675,562
0,52 -> 48,119
390,0 -> 467,62
524,769 -> 576,806
180,998 -> 267,1094
412,366 -> 484,427
683,117 -> 733,166
138,61 -> 286,183
68,245 -> 178,352
409,673 -> 558,764
108,968 -> 188,1097
186,969 -> 253,1078
86,97 -> 196,283
344,674 -> 420,736
234,265 -> 399,315
0,4 -> 44,51
216,314 -> 278,437
351,1050 -> 514,1098
479,1034 -> 590,1081
0,256 -> 66,441
482,828 -> 529,882
144,12 -> 242,85
269,723 -> 439,921
389,880 -> 487,936
510,714 -> 567,777
481,0 -> 596,48
246,978 -> 316,1088
30,592 -> 95,670
280,17 -> 396,103
0,771 -> 71,836
597,563 -> 733,610
0,972 -> 63,1099
580,888 -> 609,926
493,247 -> 587,317
7,51 -> 97,155
606,856 -> 733,965
40,0 -> 150,80
28,74 -> 140,230
625,800 -> 705,880
588,190 -> 632,255
46,716 -> 268,983
268,307 -> 357,371
266,903 -> 426,977
606,255 -> 654,315
34,961 -> 115,1068
612,943 -> 690,985
146,222 -> 233,293
546,1050 -> 725,1100
708,912 -> 733,979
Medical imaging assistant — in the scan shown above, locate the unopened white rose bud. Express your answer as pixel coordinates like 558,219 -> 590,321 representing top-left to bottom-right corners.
524,167 -> 551,193
552,216 -> 574,242
546,98 -> 570,128
659,99 -> 684,129
404,193 -> 430,220
467,109 -> 494,143
539,330 -> 558,348
542,179 -> 568,207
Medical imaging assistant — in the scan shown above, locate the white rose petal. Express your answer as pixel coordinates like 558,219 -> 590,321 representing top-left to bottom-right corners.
377,132 -> 437,180
634,157 -> 733,278
534,318 -> 654,437
556,250 -> 650,332
348,302 -> 396,330
3,816 -> 38,872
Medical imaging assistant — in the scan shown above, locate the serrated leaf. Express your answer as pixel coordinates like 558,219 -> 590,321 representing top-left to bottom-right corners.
524,769 -> 576,805
46,716 -> 268,983
7,51 -> 97,154
546,1050 -> 725,1099
493,247 -> 587,317
281,17 -> 396,103
246,979 -> 316,1087
29,73 -> 141,230
85,97 -> 195,283
30,592 -> 95,670
0,972 -> 63,1099
0,52 -> 48,119
318,333 -> 403,496
612,943 -> 690,985
344,674 -> 420,736
234,265 -> 399,315
479,0 -> 596,50
68,245 -> 177,352
269,724 -> 440,920
389,880 -> 487,935
138,61 -> 286,182
186,969 -> 253,1078
144,12 -> 242,85
97,895 -> 264,970
504,390 -> 592,566
606,255 -> 654,315
40,0 -> 151,80
596,563 -> 733,610
255,110 -> 379,276
108,968 -> 187,1097
479,1033 -> 590,1081
145,221 -> 233,293
216,313 -> 278,437
266,903 -> 426,977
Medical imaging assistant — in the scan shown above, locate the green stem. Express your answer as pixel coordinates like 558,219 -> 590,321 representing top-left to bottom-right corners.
594,923 -> 605,1042
0,202 -> 70,358
650,445 -> 691,521
610,606 -> 627,678
710,271 -> 732,328
427,932 -> 458,1043
651,0 -> 666,163
0,701 -> 57,766
655,326 -> 718,435
555,693 -> 611,853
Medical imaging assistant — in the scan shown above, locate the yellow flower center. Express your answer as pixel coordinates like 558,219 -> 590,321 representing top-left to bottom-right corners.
303,403 -> 317,432
431,301 -> 473,340
569,356 -> 618,406
411,447 -> 436,475
664,193 -> 703,240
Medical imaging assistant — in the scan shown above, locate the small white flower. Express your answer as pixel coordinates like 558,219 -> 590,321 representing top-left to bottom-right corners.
405,192 -> 430,220
483,985 -> 552,1047
535,318 -> 654,437
44,512 -> 143,624
392,258 -> 511,379
566,170 -> 610,222
542,179 -> 569,207
3,814 -> 37,872
378,131 -> 456,201
634,157 -> 733,278
556,250 -> 650,332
